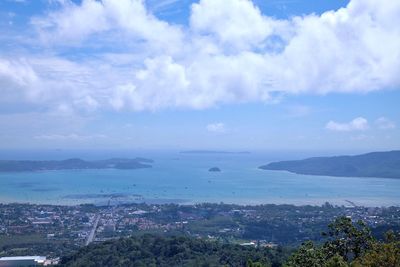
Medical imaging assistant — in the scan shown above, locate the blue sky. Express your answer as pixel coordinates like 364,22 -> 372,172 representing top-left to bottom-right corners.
0,0 -> 399,152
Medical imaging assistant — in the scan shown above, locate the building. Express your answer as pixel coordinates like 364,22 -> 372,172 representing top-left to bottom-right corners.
0,256 -> 46,266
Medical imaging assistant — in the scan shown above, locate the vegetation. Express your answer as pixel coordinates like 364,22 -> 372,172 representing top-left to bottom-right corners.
260,150 -> 400,178
0,234 -> 78,258
59,235 -> 289,267
59,217 -> 400,267
285,217 -> 400,267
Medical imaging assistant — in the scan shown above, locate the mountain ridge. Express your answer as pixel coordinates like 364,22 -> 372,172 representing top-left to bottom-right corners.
259,150 -> 400,179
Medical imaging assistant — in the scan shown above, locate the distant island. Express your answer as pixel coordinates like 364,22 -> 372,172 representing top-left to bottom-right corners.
0,158 -> 153,172
181,150 -> 250,154
259,150 -> 400,179
208,167 -> 221,172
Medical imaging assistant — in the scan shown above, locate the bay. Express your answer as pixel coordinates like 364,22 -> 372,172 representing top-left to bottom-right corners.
0,150 -> 399,207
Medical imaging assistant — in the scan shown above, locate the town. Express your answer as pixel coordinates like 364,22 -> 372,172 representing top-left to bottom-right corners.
1,202 -> 400,263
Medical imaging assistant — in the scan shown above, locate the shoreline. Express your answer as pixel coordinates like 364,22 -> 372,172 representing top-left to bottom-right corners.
259,169 -> 400,180
1,196 -> 399,208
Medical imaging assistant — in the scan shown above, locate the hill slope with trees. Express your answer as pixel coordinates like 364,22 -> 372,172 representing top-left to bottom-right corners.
59,235 -> 288,267
260,151 -> 400,178
59,217 -> 400,267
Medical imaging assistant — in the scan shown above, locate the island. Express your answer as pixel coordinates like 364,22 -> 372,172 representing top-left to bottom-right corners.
259,150 -> 400,179
0,158 -> 153,172
208,167 -> 221,172
181,150 -> 250,154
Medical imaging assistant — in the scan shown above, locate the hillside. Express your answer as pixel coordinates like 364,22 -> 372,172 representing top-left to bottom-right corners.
59,235 -> 287,267
58,218 -> 400,267
259,151 -> 400,179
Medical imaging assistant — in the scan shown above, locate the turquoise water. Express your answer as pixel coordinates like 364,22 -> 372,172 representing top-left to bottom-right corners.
0,150 -> 399,206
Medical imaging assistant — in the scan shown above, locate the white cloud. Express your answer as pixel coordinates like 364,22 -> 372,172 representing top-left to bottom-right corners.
206,122 -> 226,133
31,0 -> 183,52
190,0 -> 283,51
375,117 -> 396,130
0,58 -> 40,102
110,56 -> 190,111
326,117 -> 369,132
1,0 -> 399,112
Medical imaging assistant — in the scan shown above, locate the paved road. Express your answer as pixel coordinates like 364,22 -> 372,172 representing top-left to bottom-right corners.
85,214 -> 100,246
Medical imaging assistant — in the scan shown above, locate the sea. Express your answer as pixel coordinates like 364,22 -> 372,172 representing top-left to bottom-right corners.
0,149 -> 399,207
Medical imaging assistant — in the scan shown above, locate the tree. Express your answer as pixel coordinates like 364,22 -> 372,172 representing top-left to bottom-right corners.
284,241 -> 326,267
353,230 -> 400,267
322,217 -> 373,261
324,254 -> 349,267
246,259 -> 269,267
284,217 -> 388,267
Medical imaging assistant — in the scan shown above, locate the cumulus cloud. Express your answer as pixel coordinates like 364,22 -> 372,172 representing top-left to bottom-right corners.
206,123 -> 226,133
110,56 -> 190,111
0,58 -> 39,102
326,117 -> 369,132
31,0 -> 183,52
190,0 -> 284,51
375,117 -> 396,130
1,0 -> 400,112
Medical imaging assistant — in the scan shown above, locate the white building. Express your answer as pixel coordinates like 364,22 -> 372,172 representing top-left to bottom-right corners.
0,256 -> 46,266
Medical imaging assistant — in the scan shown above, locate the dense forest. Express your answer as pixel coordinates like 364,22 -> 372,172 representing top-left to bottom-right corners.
59,217 -> 400,267
59,235 -> 289,267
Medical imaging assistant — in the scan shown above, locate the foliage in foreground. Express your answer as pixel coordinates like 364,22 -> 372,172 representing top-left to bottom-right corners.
285,217 -> 400,267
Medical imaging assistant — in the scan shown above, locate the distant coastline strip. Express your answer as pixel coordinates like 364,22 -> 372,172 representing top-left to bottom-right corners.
0,158 -> 153,172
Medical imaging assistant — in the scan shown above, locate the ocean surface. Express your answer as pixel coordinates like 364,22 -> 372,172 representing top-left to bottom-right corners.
0,150 -> 399,207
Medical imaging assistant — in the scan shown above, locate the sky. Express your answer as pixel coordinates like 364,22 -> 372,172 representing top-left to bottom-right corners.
0,0 -> 399,152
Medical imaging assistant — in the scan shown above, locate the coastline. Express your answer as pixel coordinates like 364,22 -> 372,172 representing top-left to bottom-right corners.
1,196 -> 398,207
1,153 -> 400,208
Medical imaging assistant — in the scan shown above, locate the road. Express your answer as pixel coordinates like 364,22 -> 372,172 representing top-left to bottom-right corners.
85,214 -> 100,246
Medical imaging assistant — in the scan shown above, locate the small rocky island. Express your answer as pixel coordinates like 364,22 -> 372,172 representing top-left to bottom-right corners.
208,167 -> 221,172
0,158 -> 153,172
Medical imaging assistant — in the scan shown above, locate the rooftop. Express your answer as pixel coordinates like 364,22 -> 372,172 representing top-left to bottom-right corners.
0,256 -> 46,262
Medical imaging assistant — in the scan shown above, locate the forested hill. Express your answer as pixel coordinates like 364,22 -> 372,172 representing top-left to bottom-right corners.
58,218 -> 400,267
59,235 -> 288,267
0,158 -> 153,172
259,150 -> 400,179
